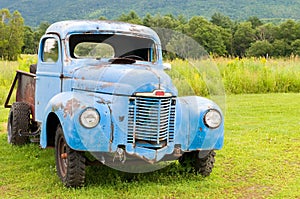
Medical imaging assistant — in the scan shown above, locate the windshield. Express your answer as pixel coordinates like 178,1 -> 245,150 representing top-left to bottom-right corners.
69,34 -> 157,62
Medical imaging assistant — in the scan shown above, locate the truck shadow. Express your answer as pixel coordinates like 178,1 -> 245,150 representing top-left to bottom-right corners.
85,162 -> 202,187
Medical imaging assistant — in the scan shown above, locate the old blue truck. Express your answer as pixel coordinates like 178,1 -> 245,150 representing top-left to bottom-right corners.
5,20 -> 224,187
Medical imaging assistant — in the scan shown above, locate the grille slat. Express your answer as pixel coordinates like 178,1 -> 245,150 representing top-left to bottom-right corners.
127,96 -> 176,148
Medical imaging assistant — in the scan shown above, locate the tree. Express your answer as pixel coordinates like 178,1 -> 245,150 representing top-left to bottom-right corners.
276,19 -> 298,44
233,22 -> 256,57
7,11 -> 24,60
22,26 -> 36,54
185,16 -> 227,56
29,22 -> 50,54
118,10 -> 142,25
210,12 -> 233,29
246,40 -> 273,57
166,31 -> 207,59
142,13 -> 153,27
272,39 -> 291,57
0,9 -> 24,60
247,16 -> 263,29
0,9 -> 10,59
255,23 -> 278,42
291,39 -> 300,56
0,8 -> 10,23
142,13 -> 184,30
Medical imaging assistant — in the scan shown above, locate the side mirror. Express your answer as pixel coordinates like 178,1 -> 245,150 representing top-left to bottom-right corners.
163,63 -> 172,70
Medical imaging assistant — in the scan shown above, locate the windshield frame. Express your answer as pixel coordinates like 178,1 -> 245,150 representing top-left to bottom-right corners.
67,32 -> 159,63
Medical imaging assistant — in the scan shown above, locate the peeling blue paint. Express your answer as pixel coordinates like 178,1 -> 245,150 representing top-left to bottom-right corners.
35,20 -> 224,163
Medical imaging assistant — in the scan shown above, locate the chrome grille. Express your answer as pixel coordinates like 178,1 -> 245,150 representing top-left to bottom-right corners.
127,96 -> 176,148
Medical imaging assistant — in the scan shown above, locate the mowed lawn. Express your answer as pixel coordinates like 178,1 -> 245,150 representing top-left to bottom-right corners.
0,93 -> 299,198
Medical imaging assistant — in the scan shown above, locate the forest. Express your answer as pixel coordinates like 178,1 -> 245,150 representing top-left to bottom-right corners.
1,8 -> 300,60
2,0 -> 300,27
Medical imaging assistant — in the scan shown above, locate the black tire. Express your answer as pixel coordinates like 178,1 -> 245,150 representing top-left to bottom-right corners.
55,125 -> 86,187
179,150 -> 216,177
7,102 -> 31,145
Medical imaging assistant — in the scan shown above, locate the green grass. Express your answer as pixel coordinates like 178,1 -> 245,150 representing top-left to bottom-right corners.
217,57 -> 300,94
0,93 -> 299,198
169,57 -> 300,96
0,55 -> 36,105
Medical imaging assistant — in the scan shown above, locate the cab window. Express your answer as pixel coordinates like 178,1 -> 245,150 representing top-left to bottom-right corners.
69,34 -> 157,62
74,42 -> 114,59
42,38 -> 59,63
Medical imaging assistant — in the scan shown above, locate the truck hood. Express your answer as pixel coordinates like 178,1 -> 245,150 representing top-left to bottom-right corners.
71,61 -> 177,96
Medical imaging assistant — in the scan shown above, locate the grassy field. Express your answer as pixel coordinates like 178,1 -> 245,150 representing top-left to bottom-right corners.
0,93 -> 299,198
0,55 -> 35,105
168,57 -> 300,97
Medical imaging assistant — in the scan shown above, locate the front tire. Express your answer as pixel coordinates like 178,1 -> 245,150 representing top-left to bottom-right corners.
55,125 -> 86,187
7,102 -> 31,145
179,150 -> 216,177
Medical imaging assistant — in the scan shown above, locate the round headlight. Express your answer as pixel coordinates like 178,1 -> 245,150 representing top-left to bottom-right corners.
204,109 -> 222,129
79,108 -> 100,128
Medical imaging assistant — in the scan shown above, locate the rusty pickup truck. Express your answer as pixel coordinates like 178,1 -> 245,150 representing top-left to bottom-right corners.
5,20 -> 224,187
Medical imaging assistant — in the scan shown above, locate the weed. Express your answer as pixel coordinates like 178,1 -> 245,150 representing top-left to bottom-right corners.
0,94 -> 299,198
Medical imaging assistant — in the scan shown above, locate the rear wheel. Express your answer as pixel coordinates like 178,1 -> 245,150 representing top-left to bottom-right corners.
55,125 -> 86,187
179,150 -> 216,177
7,102 -> 31,145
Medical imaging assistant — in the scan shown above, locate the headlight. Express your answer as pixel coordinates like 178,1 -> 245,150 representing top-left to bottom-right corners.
204,109 -> 222,129
79,108 -> 100,128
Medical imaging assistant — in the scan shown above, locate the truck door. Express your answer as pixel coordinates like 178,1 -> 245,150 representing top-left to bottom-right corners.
35,34 -> 62,122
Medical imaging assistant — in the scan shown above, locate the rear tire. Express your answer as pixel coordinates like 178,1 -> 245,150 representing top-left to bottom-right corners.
179,150 -> 216,177
55,125 -> 86,187
7,102 -> 31,145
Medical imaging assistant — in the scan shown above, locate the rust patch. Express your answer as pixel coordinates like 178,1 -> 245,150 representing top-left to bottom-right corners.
14,71 -> 36,119
52,103 -> 63,112
23,82 -> 35,105
129,25 -> 143,33
89,63 -> 109,70
119,116 -> 125,122
96,97 -> 111,104
63,98 -> 81,118
101,82 -> 114,89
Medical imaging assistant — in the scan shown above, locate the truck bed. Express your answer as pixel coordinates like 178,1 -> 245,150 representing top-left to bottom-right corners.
5,70 -> 36,120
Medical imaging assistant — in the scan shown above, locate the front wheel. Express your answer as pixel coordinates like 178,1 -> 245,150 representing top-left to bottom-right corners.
55,125 -> 86,187
179,150 -> 216,177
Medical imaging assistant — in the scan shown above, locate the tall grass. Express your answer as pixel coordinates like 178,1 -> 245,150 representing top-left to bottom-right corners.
0,55 -> 37,105
166,58 -> 210,96
217,57 -> 300,94
1,56 -> 300,105
0,60 -> 18,105
170,57 -> 300,95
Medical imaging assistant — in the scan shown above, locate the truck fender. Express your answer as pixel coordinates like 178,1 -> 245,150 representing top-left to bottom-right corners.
40,92 -> 112,151
176,96 -> 224,151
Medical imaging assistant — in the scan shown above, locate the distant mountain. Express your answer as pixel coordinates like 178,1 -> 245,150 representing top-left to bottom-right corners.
1,0 -> 300,27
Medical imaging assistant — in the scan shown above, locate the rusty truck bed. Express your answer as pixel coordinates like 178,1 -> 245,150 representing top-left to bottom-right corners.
5,70 -> 36,120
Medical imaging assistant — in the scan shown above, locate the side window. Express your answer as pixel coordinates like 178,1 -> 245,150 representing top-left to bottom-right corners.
151,44 -> 158,63
42,38 -> 59,63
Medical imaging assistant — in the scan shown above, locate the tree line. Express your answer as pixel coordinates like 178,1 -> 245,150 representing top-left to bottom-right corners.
2,8 -> 300,60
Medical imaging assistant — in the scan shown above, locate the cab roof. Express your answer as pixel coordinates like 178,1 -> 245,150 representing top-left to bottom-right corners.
46,20 -> 161,43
